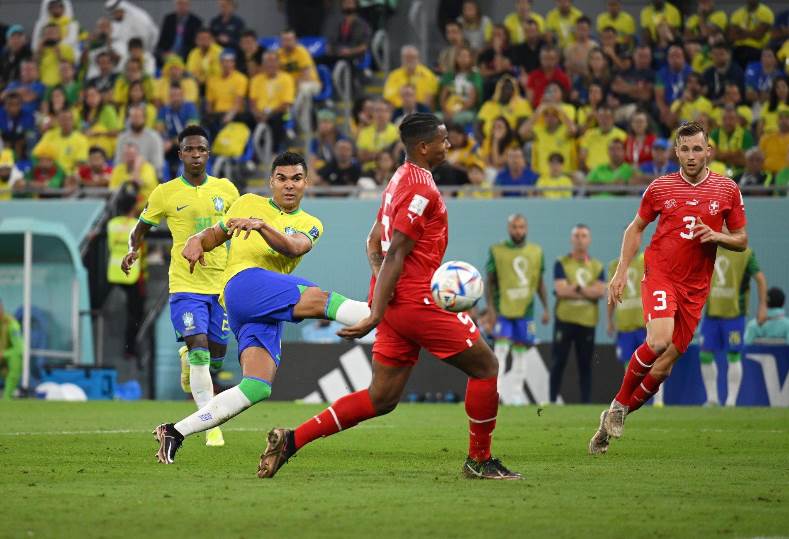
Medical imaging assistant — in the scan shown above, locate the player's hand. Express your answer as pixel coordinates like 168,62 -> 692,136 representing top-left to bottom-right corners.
337,315 -> 380,340
120,251 -> 138,275
541,310 -> 550,325
608,271 -> 626,305
607,320 -> 615,337
182,237 -> 206,273
692,217 -> 721,244
227,217 -> 265,240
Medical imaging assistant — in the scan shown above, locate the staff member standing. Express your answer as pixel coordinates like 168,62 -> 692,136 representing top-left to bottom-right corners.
485,214 -> 550,401
0,298 -> 22,399
551,224 -> 605,403
106,184 -> 146,361
700,246 -> 767,406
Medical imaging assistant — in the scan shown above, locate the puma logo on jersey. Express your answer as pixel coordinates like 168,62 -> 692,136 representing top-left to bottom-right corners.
686,199 -> 699,206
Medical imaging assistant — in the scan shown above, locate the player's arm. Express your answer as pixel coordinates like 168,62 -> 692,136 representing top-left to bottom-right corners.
226,217 -> 313,258
537,257 -> 550,324
338,230 -> 415,340
484,249 -> 498,329
182,223 -> 231,273
693,220 -> 748,252
609,215 -> 648,304
120,220 -> 152,275
366,220 -> 384,277
754,270 -> 768,325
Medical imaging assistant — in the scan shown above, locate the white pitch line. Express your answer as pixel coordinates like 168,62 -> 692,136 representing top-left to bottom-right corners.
0,425 -> 394,437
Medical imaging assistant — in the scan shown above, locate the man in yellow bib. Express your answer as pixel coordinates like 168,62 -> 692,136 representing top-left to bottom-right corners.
122,125 -> 239,448
485,214 -> 550,404
106,184 -> 146,361
151,152 -> 371,465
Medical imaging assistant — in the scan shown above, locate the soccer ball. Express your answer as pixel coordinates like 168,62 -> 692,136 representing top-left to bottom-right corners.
431,261 -> 484,312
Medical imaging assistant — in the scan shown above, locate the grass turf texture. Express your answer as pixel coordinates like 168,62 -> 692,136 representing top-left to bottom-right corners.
0,402 -> 787,539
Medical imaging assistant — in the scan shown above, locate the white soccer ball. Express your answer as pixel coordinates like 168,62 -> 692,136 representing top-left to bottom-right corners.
431,260 -> 484,312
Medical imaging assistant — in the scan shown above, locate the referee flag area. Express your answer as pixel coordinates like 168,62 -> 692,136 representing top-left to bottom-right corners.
1,401 -> 787,538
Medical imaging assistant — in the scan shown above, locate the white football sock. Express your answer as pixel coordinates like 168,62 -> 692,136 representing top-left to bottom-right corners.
507,346 -> 530,405
700,361 -> 719,404
175,386 -> 252,437
725,360 -> 743,407
190,364 -> 214,409
493,341 -> 510,380
335,299 -> 371,326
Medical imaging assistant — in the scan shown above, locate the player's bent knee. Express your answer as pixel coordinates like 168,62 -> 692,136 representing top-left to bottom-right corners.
238,376 -> 272,404
373,396 -> 399,416
646,337 -> 671,356
368,387 -> 400,415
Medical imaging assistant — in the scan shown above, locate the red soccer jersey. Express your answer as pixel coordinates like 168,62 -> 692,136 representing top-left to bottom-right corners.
638,169 -> 747,292
372,160 -> 448,303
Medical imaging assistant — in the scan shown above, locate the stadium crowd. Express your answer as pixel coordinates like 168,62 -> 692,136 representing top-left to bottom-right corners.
0,0 -> 788,202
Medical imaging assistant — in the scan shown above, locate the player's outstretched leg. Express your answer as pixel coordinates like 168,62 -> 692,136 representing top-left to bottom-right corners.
153,347 -> 275,464
621,345 -> 681,416
258,360 -> 409,478
445,339 -> 522,480
292,287 -> 371,326
603,318 -> 673,439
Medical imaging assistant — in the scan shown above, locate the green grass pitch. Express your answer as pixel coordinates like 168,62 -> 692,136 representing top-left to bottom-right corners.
0,401 -> 787,538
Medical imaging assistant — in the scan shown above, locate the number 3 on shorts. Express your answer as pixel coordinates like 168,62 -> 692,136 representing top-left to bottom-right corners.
653,290 -> 667,311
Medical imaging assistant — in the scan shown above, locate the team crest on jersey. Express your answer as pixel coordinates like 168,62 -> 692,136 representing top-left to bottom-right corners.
284,226 -> 296,235
182,312 -> 195,331
212,196 -> 225,212
708,200 -> 720,215
308,226 -> 320,240
664,198 -> 677,209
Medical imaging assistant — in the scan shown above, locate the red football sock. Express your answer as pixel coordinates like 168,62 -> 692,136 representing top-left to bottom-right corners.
294,389 -> 376,449
614,343 -> 659,406
627,373 -> 663,412
466,376 -> 498,463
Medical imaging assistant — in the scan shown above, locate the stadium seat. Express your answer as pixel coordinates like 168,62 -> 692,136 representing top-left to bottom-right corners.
315,65 -> 333,102
298,36 -> 327,59
259,36 -> 280,51
357,50 -> 372,71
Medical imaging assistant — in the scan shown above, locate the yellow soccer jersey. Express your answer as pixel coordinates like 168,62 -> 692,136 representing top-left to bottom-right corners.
218,194 -> 323,295
139,175 -> 239,295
